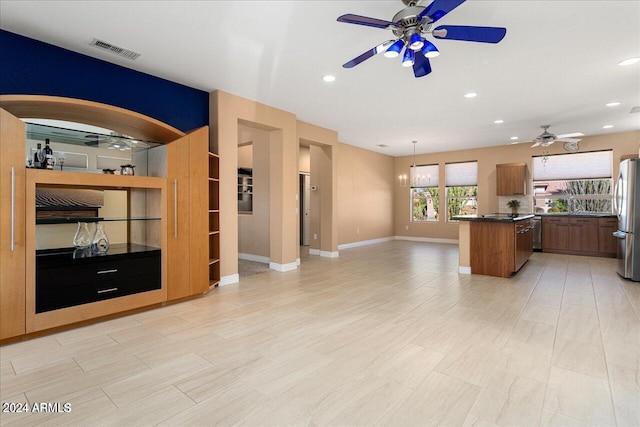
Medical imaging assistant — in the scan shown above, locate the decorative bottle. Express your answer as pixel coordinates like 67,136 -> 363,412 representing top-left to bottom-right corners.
43,138 -> 54,170
90,222 -> 109,254
34,143 -> 44,168
73,222 -> 92,248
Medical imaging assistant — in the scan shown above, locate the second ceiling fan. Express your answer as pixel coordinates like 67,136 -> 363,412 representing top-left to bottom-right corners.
337,0 -> 507,78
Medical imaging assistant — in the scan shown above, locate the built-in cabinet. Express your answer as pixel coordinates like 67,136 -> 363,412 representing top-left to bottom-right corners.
0,96 -> 219,340
542,216 -> 616,257
496,162 -> 527,196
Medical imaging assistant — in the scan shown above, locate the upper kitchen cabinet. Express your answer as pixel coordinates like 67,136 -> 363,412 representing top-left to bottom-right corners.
496,162 -> 527,196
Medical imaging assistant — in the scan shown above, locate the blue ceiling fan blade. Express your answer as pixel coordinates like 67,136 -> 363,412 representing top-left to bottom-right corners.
418,0 -> 466,24
343,40 -> 395,68
413,50 -> 432,78
337,14 -> 398,29
433,25 -> 507,43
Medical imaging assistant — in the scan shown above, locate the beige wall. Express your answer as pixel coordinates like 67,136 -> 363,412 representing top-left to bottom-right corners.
237,125 -> 270,258
337,142 -> 395,245
299,145 -> 310,173
394,130 -> 640,241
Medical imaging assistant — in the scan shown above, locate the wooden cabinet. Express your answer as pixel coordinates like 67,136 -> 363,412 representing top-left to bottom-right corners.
569,217 -> 598,254
166,127 -> 209,300
496,162 -> 527,196
0,108 -> 26,340
542,215 -> 616,257
470,219 -> 533,278
542,217 -> 569,251
598,217 -> 618,255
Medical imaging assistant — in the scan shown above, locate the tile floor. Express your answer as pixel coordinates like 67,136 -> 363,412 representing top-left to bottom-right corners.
1,241 -> 639,426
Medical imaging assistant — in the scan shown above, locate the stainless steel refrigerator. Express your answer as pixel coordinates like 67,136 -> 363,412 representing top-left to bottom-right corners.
614,158 -> 640,281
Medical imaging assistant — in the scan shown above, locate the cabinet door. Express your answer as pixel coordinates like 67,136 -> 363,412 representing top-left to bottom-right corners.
542,217 -> 569,251
0,108 -> 26,339
569,218 -> 598,253
166,127 -> 209,300
166,134 -> 191,300
496,163 -> 527,196
598,218 -> 618,255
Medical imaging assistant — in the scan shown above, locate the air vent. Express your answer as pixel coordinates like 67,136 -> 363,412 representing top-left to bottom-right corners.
377,144 -> 390,148
89,39 -> 140,60
630,106 -> 640,114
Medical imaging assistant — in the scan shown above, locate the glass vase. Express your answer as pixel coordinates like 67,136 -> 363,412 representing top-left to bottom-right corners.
90,222 -> 110,254
73,222 -> 92,248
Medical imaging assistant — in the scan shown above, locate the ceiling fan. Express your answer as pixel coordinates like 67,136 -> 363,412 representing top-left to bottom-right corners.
528,125 -> 582,151
336,0 -> 507,78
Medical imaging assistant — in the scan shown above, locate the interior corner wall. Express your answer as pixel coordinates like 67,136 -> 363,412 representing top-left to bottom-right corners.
337,142 -> 395,245
238,126 -> 270,258
210,90 -> 298,277
299,146 -> 310,173
394,130 -> 640,241
0,29 -> 208,132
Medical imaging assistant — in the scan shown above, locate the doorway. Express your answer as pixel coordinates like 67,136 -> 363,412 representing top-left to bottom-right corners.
299,173 -> 310,246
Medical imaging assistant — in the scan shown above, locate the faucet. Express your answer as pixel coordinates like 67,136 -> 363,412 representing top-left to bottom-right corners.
569,196 -> 581,214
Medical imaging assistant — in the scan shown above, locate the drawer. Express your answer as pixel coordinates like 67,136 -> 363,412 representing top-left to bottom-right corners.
36,250 -> 160,313
569,217 -> 598,225
599,217 -> 617,226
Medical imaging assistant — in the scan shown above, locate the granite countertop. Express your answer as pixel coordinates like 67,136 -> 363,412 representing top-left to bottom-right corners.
453,214 -> 535,222
536,213 -> 616,218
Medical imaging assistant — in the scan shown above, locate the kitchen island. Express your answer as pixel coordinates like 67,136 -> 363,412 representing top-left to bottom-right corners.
455,214 -> 535,278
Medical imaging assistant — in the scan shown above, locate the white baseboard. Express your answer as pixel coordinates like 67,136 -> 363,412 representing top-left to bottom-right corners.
269,262 -> 298,272
458,266 -> 472,275
296,258 -> 301,266
220,274 -> 239,286
320,250 -> 339,258
394,236 -> 459,245
338,236 -> 394,250
238,253 -> 270,264
308,249 -> 339,258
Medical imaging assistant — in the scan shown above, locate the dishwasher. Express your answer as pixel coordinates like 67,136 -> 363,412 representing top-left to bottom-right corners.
533,216 -> 542,251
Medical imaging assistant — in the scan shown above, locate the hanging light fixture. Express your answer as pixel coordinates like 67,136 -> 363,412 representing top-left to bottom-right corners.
384,39 -> 405,58
402,48 -> 415,67
421,40 -> 440,58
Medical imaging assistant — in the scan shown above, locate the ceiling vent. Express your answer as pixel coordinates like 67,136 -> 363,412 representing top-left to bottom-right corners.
89,38 -> 140,60
377,144 -> 390,148
630,106 -> 640,114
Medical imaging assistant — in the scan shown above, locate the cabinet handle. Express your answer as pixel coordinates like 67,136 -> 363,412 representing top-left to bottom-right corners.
174,178 -> 178,237
10,167 -> 15,251
97,269 -> 118,275
97,287 -> 118,294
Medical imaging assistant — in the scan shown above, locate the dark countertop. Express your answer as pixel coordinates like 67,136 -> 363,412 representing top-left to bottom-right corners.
536,213 -> 616,218
453,214 -> 535,223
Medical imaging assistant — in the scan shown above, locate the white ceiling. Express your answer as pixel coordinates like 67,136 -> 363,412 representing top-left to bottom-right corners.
1,0 -> 639,157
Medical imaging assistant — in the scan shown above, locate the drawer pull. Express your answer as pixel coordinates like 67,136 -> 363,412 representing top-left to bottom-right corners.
97,287 -> 118,294
97,269 -> 118,275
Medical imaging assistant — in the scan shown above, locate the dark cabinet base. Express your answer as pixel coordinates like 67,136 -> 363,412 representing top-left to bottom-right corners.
36,244 -> 161,313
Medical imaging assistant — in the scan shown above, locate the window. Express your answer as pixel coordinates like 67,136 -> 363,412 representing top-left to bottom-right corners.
445,161 -> 478,221
532,151 -> 613,213
411,164 -> 439,222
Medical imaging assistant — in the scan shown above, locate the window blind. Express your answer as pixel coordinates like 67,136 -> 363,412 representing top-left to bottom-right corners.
410,164 -> 439,187
445,161 -> 478,186
533,151 -> 612,181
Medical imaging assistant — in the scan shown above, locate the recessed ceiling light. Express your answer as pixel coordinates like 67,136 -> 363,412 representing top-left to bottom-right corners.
603,125 -> 614,129
606,102 -> 621,107
510,136 -> 519,140
464,92 -> 477,98
494,119 -> 504,124
323,75 -> 336,82
618,57 -> 640,66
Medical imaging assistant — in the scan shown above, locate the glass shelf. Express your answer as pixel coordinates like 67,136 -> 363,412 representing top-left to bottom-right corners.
36,217 -> 161,225
26,121 -> 161,152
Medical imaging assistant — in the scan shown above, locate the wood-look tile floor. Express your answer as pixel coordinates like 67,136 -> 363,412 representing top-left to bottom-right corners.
1,241 -> 639,426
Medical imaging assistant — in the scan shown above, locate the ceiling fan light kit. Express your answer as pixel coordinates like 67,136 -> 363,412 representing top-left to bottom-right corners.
337,0 -> 506,78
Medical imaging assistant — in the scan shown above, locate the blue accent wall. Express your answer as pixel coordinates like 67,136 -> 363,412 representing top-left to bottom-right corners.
0,30 -> 209,132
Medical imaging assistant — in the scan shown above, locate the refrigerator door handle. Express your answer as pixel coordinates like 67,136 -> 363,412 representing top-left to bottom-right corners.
613,171 -> 622,217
